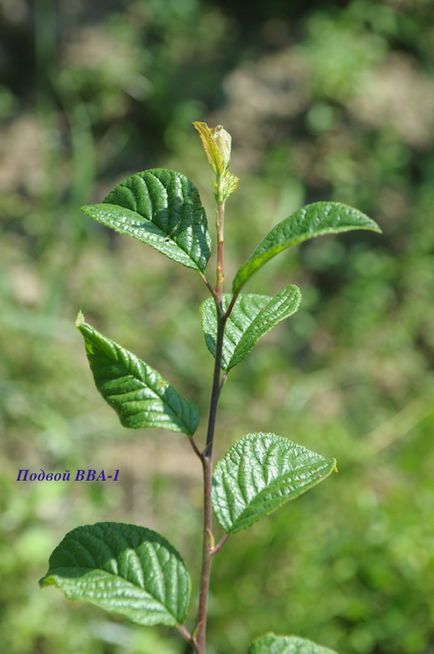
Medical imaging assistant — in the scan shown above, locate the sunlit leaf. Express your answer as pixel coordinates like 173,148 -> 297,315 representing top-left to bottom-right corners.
40,522 -> 191,627
82,168 -> 211,271
213,433 -> 336,533
201,285 -> 301,371
233,202 -> 381,291
77,314 -> 199,435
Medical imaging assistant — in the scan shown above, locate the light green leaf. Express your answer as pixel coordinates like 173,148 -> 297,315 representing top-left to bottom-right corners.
82,168 -> 211,272
39,522 -> 191,627
77,315 -> 199,435
212,433 -> 336,533
233,201 -> 381,291
201,285 -> 301,371
249,634 -> 338,654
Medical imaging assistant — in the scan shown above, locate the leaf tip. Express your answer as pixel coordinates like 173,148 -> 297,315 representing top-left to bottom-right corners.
38,574 -> 53,589
360,213 -> 382,234
80,204 -> 94,217
75,310 -> 85,328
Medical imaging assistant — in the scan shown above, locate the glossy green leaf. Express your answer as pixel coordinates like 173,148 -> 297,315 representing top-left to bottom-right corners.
249,634 -> 338,654
77,314 -> 199,435
233,201 -> 381,291
82,169 -> 211,271
212,433 -> 336,533
39,522 -> 191,627
201,285 -> 301,371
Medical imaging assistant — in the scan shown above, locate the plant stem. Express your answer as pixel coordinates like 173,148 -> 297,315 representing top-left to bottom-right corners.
194,196 -> 228,654
195,317 -> 225,654
215,198 -> 225,304
195,456 -> 213,653
210,534 -> 230,556
204,320 -> 225,459
177,624 -> 194,644
189,436 -> 203,460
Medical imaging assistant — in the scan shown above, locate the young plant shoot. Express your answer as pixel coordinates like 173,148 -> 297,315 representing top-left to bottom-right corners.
40,122 -> 381,654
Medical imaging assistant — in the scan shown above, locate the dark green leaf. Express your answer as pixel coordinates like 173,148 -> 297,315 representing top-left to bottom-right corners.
212,433 -> 336,533
249,634 -> 338,654
201,285 -> 301,371
40,522 -> 191,627
82,169 -> 211,271
233,201 -> 381,291
77,313 -> 199,435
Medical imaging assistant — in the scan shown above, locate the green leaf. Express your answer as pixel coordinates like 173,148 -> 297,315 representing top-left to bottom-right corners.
249,634 -> 338,654
201,285 -> 301,371
212,433 -> 336,533
39,522 -> 191,627
77,315 -> 199,435
233,201 -> 381,291
82,169 -> 211,272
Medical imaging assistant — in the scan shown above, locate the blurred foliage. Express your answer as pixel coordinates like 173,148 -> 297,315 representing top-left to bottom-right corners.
1,0 -> 434,653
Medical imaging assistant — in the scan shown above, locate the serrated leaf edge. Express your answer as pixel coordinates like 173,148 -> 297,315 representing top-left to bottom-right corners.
226,285 -> 302,370
76,316 -> 199,436
213,433 -> 337,534
39,522 -> 191,626
81,202 -> 203,272
233,201 -> 382,291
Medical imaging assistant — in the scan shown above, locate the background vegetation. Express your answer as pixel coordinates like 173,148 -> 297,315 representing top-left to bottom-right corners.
1,1 -> 434,653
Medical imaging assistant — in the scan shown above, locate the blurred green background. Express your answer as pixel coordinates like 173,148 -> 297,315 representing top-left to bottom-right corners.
1,1 -> 434,653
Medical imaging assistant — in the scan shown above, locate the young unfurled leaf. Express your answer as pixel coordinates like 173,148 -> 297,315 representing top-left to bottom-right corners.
193,122 -> 231,175
81,168 -> 211,272
249,634 -> 338,654
201,285 -> 301,371
77,315 -> 199,436
193,122 -> 239,201
212,433 -> 336,533
233,201 -> 381,291
39,522 -> 191,627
